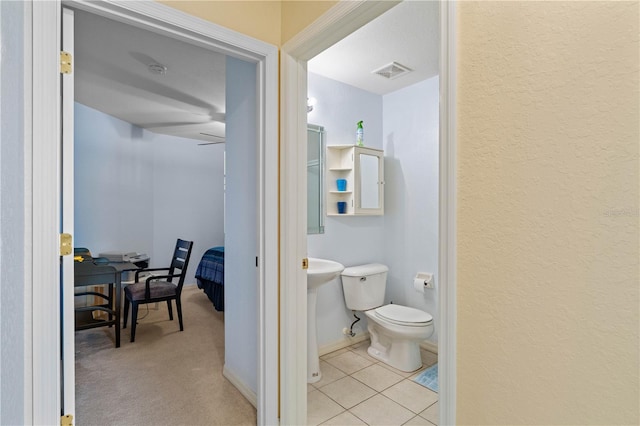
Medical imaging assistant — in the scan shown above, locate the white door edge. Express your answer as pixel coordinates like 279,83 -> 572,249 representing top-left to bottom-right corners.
61,6 -> 75,419
22,2 -> 35,421
280,1 -> 458,425
29,1 -> 279,424
279,51 -> 309,424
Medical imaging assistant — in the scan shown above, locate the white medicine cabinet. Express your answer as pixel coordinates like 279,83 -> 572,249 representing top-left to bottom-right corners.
326,145 -> 384,216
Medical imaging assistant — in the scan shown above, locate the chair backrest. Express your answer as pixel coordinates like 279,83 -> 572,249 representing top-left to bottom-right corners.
167,239 -> 194,290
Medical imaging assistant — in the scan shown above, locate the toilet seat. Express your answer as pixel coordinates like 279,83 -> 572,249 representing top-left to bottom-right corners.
374,304 -> 432,327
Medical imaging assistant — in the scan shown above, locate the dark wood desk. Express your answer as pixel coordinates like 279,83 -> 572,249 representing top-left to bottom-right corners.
74,261 -> 138,348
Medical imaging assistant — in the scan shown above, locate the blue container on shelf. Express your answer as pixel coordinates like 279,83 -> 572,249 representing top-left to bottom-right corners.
337,201 -> 347,214
336,179 -> 347,192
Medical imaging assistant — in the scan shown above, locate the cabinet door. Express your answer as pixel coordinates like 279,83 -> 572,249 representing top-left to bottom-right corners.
355,148 -> 384,215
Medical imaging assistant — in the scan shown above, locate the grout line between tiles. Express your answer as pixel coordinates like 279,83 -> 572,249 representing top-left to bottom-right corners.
314,341 -> 439,426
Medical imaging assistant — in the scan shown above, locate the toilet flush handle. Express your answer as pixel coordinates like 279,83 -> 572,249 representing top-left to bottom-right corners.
360,277 -> 366,282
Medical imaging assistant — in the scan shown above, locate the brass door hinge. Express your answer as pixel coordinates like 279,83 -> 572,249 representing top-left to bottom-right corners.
61,414 -> 73,426
60,233 -> 72,256
60,51 -> 72,74
302,258 -> 309,270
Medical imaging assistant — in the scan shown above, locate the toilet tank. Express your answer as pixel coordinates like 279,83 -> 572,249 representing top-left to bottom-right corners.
341,263 -> 388,311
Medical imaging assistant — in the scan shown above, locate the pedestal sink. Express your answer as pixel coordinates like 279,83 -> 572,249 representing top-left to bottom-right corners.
307,257 -> 345,383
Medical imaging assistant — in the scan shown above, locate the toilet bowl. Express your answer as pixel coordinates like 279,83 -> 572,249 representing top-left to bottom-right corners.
341,263 -> 434,373
364,304 -> 433,372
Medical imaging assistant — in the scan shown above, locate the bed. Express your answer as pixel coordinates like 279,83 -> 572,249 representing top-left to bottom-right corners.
195,246 -> 225,311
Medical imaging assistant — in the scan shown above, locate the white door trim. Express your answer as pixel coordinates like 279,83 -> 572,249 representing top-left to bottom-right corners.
438,2 -> 458,425
28,1 -> 279,424
279,1 -> 457,425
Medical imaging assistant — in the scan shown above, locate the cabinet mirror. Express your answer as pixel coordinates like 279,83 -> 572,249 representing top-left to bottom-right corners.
307,124 -> 325,234
359,153 -> 380,209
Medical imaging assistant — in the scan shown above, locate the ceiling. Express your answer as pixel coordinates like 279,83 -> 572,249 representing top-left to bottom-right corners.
74,1 -> 438,143
74,9 -> 226,144
308,1 -> 440,95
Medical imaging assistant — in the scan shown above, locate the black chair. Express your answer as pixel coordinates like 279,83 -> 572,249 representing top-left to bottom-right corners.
123,239 -> 193,342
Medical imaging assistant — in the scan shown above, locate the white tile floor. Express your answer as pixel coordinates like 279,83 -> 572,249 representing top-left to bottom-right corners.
307,341 -> 438,426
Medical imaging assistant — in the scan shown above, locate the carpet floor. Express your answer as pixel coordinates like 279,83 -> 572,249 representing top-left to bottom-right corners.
75,284 -> 256,425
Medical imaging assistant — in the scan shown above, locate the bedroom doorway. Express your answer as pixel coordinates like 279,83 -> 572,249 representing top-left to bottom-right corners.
29,1 -> 278,423
70,9 -> 256,421
67,7 -> 260,424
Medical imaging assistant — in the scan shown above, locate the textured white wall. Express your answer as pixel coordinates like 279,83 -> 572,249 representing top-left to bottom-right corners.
457,2 -> 639,424
382,76 -> 439,343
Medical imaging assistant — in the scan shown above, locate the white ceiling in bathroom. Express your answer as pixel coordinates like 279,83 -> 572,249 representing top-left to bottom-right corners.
308,0 -> 440,95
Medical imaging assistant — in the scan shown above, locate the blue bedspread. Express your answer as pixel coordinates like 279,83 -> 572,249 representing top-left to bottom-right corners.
195,246 -> 224,311
195,246 -> 224,284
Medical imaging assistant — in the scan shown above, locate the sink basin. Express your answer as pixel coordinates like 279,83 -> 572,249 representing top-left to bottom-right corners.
307,257 -> 345,289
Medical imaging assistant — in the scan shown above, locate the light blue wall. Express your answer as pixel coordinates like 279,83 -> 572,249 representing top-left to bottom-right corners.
307,72 -> 386,346
74,103 -> 154,255
224,56 -> 258,393
74,103 -> 225,282
149,131 -> 225,278
307,72 -> 440,348
0,2 -> 25,423
383,76 -> 440,343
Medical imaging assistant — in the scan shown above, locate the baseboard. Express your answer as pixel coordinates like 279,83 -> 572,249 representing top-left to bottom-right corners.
223,365 -> 257,409
420,340 -> 438,354
318,332 -> 370,356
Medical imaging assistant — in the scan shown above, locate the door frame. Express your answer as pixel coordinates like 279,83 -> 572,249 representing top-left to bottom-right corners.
27,1 -> 278,424
279,1 -> 457,424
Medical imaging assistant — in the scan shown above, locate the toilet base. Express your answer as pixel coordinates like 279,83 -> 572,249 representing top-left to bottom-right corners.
367,326 -> 423,372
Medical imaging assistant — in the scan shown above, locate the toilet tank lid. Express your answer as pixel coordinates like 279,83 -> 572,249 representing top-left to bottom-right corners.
342,263 -> 388,277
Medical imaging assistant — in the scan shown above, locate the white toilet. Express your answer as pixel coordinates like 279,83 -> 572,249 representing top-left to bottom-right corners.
341,263 -> 434,372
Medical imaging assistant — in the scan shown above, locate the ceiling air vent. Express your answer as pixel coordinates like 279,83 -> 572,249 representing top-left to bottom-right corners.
372,62 -> 412,80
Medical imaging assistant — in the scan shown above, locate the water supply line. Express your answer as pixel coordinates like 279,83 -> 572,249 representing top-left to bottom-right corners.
343,311 -> 360,337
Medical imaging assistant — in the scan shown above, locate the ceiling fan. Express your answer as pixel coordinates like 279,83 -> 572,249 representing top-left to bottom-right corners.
78,49 -> 228,143
197,133 -> 225,146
